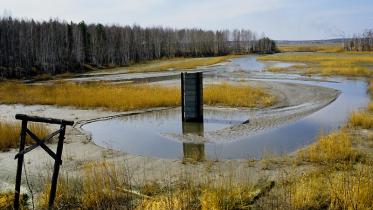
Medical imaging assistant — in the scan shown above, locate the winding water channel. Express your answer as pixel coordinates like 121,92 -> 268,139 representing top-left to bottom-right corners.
82,56 -> 369,160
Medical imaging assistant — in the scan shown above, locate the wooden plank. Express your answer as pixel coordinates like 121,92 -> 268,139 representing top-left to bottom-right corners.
15,114 -> 74,126
14,120 -> 27,210
48,124 -> 66,209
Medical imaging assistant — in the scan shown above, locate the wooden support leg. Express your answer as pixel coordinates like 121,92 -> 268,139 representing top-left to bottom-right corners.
48,124 -> 66,210
14,120 -> 28,210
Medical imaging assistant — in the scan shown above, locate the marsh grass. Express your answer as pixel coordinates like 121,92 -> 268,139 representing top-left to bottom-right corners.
255,163 -> 373,210
98,55 -> 239,74
128,55 -> 239,72
259,52 -> 373,77
0,82 -> 276,111
349,111 -> 373,129
0,82 -> 180,111
0,121 -> 50,151
298,130 -> 357,163
204,83 -> 276,108
328,164 -> 373,210
37,161 -> 261,210
0,192 -> 28,210
289,171 -> 329,209
278,44 -> 344,53
38,161 -> 132,209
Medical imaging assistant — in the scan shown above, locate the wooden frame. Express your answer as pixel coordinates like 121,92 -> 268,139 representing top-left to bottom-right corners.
13,114 -> 74,210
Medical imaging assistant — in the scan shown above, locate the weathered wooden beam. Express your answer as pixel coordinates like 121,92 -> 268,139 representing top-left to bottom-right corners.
48,124 -> 66,209
14,120 -> 27,210
15,114 -> 74,126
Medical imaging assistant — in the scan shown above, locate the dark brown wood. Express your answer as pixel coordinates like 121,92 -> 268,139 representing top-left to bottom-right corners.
15,114 -> 74,126
25,128 -> 59,162
15,128 -> 63,159
13,114 -> 74,210
14,120 -> 27,210
48,124 -> 66,209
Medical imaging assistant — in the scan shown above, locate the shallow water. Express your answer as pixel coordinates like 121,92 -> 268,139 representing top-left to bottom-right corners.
82,56 -> 369,160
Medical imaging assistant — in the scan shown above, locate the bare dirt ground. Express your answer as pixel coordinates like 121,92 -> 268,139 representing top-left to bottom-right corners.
0,79 -> 339,192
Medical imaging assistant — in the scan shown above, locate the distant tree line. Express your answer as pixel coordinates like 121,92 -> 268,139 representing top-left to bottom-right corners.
0,16 -> 277,78
344,29 -> 373,51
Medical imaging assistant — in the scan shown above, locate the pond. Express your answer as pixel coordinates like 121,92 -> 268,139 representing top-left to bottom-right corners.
82,56 -> 369,160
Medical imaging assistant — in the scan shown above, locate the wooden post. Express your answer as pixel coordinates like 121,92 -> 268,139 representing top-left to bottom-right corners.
48,124 -> 66,209
14,120 -> 27,210
13,114 -> 74,210
181,72 -> 203,122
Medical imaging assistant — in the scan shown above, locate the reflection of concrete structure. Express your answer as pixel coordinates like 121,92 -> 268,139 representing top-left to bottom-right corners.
182,121 -> 205,161
183,143 -> 205,162
182,121 -> 204,136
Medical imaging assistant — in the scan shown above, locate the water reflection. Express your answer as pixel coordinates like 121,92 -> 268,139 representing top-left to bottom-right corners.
183,143 -> 205,162
182,121 -> 204,136
182,121 -> 206,161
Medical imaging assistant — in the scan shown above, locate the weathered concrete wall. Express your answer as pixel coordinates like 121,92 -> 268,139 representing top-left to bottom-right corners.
181,72 -> 203,122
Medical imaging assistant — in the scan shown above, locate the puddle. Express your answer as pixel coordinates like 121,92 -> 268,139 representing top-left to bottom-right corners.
82,108 -> 249,159
82,56 -> 369,160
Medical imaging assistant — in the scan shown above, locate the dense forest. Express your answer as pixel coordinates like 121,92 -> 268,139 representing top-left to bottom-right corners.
0,16 -> 277,78
344,29 -> 373,51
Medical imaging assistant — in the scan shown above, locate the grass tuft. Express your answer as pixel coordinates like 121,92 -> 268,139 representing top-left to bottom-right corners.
329,164 -> 373,210
0,192 -> 28,210
349,111 -> 373,129
38,161 -> 132,209
0,121 -> 50,151
204,83 -> 276,108
299,131 -> 356,163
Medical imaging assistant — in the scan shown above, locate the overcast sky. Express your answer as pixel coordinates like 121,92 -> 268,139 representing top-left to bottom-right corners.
1,0 -> 372,40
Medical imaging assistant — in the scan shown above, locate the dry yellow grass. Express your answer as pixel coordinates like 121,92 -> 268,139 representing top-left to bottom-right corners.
259,52 -> 373,77
329,164 -> 373,210
0,121 -> 50,151
38,161 -> 131,209
38,160 -> 258,210
103,55 -> 240,73
278,44 -> 344,53
0,82 -> 276,111
349,111 -> 373,129
136,181 -> 257,210
299,130 -> 356,163
0,82 -> 180,111
278,164 -> 373,210
348,80 -> 373,129
0,192 -> 28,210
289,171 -> 329,209
204,83 -> 276,108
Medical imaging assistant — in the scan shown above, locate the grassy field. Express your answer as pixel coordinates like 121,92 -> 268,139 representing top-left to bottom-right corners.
0,122 -> 50,151
0,82 -> 276,111
278,44 -> 344,53
93,55 -> 240,74
35,160 -> 268,209
259,51 -> 373,77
